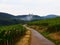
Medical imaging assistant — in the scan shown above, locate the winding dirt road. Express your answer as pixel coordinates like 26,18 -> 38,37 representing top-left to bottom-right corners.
23,25 -> 55,45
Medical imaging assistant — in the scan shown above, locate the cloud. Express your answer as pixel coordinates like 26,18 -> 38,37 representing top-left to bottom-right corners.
0,4 -> 25,15
0,0 -> 32,5
2,0 -> 8,2
0,0 -> 60,16
21,0 -> 32,3
0,4 -> 34,15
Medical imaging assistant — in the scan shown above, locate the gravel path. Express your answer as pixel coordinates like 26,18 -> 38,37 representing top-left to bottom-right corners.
23,25 -> 55,45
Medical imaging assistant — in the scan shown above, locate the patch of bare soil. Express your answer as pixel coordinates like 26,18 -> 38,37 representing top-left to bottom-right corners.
48,32 -> 60,45
49,32 -> 60,41
16,30 -> 31,45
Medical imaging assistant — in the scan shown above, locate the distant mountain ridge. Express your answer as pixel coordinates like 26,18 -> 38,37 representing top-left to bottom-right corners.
0,12 -> 59,25
15,14 -> 42,21
0,12 -> 14,18
0,12 -> 59,20
42,14 -> 57,19
0,12 -> 24,25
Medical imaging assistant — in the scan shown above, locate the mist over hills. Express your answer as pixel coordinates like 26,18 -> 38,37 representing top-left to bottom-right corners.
15,14 -> 42,21
0,12 -> 24,25
0,12 -> 59,20
0,12 -> 59,25
42,14 -> 58,19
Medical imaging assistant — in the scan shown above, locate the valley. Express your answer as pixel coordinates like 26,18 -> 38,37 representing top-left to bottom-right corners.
0,12 -> 60,45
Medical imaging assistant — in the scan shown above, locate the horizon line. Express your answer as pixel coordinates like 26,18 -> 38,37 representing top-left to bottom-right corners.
0,12 -> 60,16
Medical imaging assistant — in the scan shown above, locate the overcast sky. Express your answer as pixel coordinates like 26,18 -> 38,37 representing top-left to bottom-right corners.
0,0 -> 60,16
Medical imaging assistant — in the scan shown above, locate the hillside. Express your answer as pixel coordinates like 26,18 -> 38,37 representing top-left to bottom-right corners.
0,12 -> 60,45
0,12 -> 25,25
28,17 -> 60,32
0,12 -> 59,25
42,14 -> 57,19
0,12 -> 42,25
15,14 -> 58,21
15,14 -> 42,21
0,12 -> 14,19
27,17 -> 60,45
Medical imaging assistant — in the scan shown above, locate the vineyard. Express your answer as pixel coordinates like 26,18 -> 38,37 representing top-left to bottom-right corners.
28,17 -> 60,32
0,24 -> 26,45
28,17 -> 60,45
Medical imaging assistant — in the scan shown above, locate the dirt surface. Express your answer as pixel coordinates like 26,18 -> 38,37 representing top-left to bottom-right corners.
23,25 -> 55,45
16,30 -> 31,45
30,29 -> 55,45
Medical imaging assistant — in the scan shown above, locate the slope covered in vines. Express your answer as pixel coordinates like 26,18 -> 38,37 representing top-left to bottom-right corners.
0,24 -> 26,45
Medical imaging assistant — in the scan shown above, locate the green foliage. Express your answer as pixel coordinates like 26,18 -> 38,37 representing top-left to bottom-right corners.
28,17 -> 60,45
47,24 -> 60,32
28,17 -> 60,32
0,24 -> 26,45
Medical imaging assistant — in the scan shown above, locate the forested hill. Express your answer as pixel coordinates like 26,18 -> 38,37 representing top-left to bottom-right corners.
0,12 -> 25,25
0,12 -> 14,19
0,12 -> 59,25
0,12 -> 41,25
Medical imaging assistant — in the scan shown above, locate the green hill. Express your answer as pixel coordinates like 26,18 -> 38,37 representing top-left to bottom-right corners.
0,12 -> 25,25
28,17 -> 60,32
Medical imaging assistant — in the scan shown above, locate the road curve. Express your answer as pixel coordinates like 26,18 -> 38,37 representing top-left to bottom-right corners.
23,25 -> 55,45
